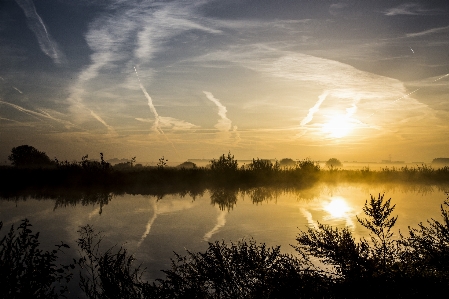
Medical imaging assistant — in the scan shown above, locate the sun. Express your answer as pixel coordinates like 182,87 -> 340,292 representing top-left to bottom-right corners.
321,115 -> 354,138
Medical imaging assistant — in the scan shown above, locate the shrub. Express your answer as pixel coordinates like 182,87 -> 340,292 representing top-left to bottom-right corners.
209,152 -> 238,173
248,158 -> 279,172
0,219 -> 73,298
158,239 -> 327,298
75,225 -> 149,299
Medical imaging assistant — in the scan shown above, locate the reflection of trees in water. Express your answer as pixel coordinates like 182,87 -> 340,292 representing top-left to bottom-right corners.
53,191 -> 113,215
243,187 -> 281,204
210,188 -> 238,211
1,182 -> 447,213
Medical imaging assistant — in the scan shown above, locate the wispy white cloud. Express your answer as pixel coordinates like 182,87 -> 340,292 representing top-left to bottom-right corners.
135,116 -> 198,131
68,1 -> 216,135
193,45 -> 438,142
406,25 -> 449,38
89,110 -> 117,136
0,99 -> 75,128
12,87 -> 23,94
14,0 -> 65,64
203,91 -> 240,144
300,91 -> 329,126
384,3 -> 435,16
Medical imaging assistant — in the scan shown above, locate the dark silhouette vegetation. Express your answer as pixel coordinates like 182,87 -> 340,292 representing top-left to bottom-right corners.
432,157 -> 449,166
2,146 -> 448,195
8,145 -> 54,168
2,193 -> 449,297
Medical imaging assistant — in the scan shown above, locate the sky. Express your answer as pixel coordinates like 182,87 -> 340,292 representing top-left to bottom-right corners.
1,0 -> 448,164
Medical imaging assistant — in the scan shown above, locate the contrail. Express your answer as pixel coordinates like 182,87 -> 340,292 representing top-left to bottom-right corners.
0,99 -> 76,128
89,110 -> 116,135
13,87 -> 23,94
15,0 -> 64,64
203,91 -> 232,132
133,66 -> 179,158
134,66 -> 161,133
367,73 -> 449,119
300,91 -> 329,126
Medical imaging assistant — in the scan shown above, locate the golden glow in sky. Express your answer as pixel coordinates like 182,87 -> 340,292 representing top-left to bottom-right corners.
321,115 -> 354,139
1,1 -> 449,163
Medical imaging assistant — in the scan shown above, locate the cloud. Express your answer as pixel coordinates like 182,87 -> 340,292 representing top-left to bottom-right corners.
406,25 -> 449,38
135,116 -> 198,131
0,99 -> 75,128
300,91 -> 329,126
329,3 -> 348,16
68,1 -> 216,134
384,3 -> 434,16
89,110 -> 117,136
203,91 -> 232,132
14,0 -> 65,64
192,45 -> 439,141
12,87 -> 23,94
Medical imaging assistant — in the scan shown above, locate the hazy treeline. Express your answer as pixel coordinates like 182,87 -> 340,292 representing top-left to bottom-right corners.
2,194 -> 449,298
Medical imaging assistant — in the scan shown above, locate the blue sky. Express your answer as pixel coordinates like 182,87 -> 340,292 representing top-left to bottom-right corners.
1,0 -> 448,163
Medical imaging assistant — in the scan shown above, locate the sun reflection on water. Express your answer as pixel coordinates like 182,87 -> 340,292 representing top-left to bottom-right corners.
323,196 -> 355,228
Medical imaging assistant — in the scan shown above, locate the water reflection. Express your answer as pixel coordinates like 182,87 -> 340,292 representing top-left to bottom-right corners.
203,210 -> 227,241
1,182 -> 448,286
136,196 -> 198,247
322,196 -> 355,228
210,188 -> 238,211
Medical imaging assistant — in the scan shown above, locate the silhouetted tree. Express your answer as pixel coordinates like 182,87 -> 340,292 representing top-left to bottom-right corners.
210,152 -> 238,172
8,145 -> 53,168
279,158 -> 296,168
325,158 -> 342,169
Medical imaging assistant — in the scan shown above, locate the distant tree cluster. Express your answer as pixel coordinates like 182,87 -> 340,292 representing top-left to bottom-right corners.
325,158 -> 342,169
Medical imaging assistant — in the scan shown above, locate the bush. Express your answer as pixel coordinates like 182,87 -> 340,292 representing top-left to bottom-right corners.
0,219 -> 73,298
209,152 -> 238,172
157,239 -> 328,298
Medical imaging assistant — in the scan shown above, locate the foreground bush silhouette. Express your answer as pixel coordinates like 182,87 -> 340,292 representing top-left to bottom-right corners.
156,240 -> 328,298
75,225 -> 149,299
295,193 -> 449,297
0,220 -> 73,298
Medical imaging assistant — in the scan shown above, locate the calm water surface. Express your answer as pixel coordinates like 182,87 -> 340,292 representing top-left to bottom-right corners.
1,182 -> 448,283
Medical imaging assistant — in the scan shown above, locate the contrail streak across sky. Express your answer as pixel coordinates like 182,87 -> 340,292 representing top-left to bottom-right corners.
133,66 -> 180,158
